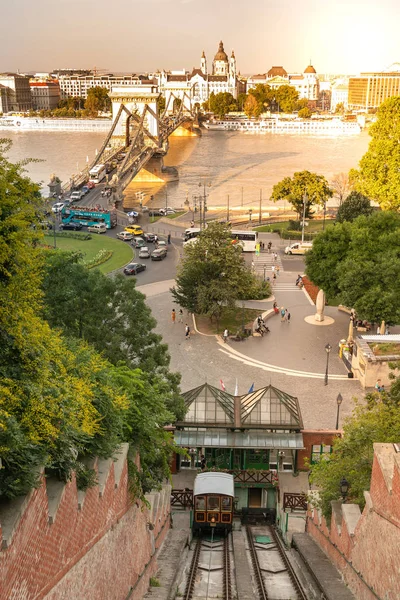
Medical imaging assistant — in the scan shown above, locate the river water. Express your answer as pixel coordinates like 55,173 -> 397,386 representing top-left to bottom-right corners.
3,128 -> 370,210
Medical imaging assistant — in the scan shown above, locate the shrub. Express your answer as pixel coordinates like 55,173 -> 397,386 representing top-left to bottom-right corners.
83,249 -> 113,269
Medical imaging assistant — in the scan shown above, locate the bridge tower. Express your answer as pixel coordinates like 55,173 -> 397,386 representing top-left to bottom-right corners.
109,86 -> 160,144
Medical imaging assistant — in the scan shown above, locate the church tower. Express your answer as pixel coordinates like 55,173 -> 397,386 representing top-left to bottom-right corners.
229,50 -> 236,84
212,41 -> 229,76
201,50 -> 207,75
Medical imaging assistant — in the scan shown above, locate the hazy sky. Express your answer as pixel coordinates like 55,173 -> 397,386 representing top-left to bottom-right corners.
2,0 -> 400,75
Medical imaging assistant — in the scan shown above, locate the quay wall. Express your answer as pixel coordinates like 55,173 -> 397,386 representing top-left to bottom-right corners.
306,443 -> 400,600
0,444 -> 171,600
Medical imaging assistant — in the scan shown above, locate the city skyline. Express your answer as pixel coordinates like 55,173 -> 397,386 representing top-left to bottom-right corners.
1,0 -> 400,75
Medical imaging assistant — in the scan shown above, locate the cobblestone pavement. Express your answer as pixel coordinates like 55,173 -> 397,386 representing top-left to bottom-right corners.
138,284 -> 363,431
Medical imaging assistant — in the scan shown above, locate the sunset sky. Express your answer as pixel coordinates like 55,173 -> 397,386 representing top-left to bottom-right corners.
2,0 -> 399,75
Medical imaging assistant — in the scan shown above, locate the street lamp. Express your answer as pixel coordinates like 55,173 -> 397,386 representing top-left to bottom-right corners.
340,477 -> 349,501
248,208 -> 253,224
335,393 -> 343,430
324,343 -> 332,386
199,180 -> 211,229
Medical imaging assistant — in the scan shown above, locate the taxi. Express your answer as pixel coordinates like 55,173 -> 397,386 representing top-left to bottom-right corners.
125,225 -> 144,236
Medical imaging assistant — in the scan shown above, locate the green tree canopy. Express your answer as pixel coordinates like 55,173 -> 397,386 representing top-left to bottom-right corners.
305,211 -> 400,322
248,84 -> 273,112
309,388 -> 400,519
271,170 -> 333,218
85,86 -> 111,114
171,223 -> 270,321
275,85 -> 299,113
209,92 -> 237,118
336,191 -> 373,223
298,107 -> 312,119
351,96 -> 400,210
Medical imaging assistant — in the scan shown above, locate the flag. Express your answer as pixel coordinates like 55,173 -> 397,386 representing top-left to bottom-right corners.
234,378 -> 239,396
220,379 -> 226,392
248,383 -> 254,393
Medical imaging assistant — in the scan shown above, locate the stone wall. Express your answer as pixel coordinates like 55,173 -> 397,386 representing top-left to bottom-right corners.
306,443 -> 400,600
0,444 -> 171,600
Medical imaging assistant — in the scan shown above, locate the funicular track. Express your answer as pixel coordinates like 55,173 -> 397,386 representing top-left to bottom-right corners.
183,534 -> 232,600
246,525 -> 308,600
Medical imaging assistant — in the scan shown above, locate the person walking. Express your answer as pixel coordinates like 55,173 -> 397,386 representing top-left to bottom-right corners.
280,307 -> 286,322
276,265 -> 280,276
185,324 -> 191,339
267,241 -> 272,253
171,308 -> 176,323
223,328 -> 229,343
272,272 -> 277,285
167,233 -> 171,244
287,310 -> 291,323
179,308 -> 184,323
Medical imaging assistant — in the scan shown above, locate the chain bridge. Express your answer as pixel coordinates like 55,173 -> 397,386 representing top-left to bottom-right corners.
62,86 -> 197,203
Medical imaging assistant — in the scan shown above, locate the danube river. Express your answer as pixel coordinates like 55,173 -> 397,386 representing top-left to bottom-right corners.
4,128 -> 370,208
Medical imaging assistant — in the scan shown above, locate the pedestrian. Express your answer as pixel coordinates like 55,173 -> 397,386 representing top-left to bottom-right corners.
274,252 -> 278,262
154,234 -> 158,244
287,310 -> 291,323
375,379 -> 382,392
280,306 -> 286,322
271,265 -> 275,274
171,308 -> 176,323
179,308 -> 183,323
267,241 -> 272,253
262,241 -> 265,251
223,328 -> 229,343
185,324 -> 191,339
276,265 -> 280,276
200,454 -> 206,471
251,260 -> 255,272
272,272 -> 277,285
167,233 -> 171,244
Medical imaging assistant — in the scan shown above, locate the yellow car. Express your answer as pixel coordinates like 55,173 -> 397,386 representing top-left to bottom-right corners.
125,225 -> 144,236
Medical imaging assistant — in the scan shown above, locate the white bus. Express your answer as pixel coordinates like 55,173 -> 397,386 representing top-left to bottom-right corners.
184,227 -> 202,241
231,230 -> 258,252
88,164 -> 106,184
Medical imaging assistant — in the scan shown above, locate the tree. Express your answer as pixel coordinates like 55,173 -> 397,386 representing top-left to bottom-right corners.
237,93 -> 248,111
351,96 -> 400,210
296,98 -> 309,111
309,394 -> 400,519
331,172 -> 352,206
305,211 -> 400,322
336,191 -> 372,223
334,102 -> 345,114
275,85 -> 299,113
41,252 -> 185,421
271,170 -> 333,218
298,107 -> 312,119
244,94 -> 261,118
85,87 -> 111,114
248,84 -> 273,112
171,223 -> 270,319
209,92 -> 237,118
158,96 -> 166,112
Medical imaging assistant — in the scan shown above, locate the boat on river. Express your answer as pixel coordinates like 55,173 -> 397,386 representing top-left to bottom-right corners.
0,116 -> 111,132
203,117 -> 361,135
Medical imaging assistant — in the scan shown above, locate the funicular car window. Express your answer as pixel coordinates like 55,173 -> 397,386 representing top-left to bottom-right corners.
221,496 -> 232,511
207,496 -> 220,511
195,496 -> 205,510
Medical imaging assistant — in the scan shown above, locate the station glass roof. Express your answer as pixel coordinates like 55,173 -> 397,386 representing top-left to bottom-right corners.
174,430 -> 304,449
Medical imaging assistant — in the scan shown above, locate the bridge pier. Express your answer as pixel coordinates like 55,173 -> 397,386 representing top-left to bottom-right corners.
131,155 -> 179,183
170,122 -> 201,137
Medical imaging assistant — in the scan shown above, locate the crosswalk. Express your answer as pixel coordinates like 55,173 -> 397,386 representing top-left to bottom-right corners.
252,252 -> 284,273
271,282 -> 302,292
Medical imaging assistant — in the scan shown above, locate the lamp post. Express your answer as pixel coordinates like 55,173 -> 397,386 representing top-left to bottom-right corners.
340,477 -> 349,502
301,193 -> 307,243
335,393 -> 343,430
324,343 -> 332,386
199,180 -> 211,229
248,208 -> 253,224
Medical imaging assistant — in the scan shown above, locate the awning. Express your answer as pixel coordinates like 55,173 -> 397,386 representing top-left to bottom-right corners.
174,430 -> 304,450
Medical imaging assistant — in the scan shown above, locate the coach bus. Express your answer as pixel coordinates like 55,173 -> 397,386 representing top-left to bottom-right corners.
230,230 -> 258,252
88,164 -> 107,184
61,207 -> 117,229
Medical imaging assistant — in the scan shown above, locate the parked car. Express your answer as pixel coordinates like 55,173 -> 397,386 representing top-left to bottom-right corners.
132,237 -> 146,248
157,240 -> 168,252
159,208 -> 176,216
87,223 -> 107,234
70,190 -> 85,202
125,225 -> 144,236
123,262 -> 147,275
87,181 -> 96,189
138,246 -> 151,259
117,231 -> 134,242
143,232 -> 156,243
59,222 -> 82,231
151,248 -> 167,261
81,186 -> 90,195
51,202 -> 65,214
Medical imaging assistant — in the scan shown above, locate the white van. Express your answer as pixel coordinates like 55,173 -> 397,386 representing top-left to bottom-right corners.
88,223 -> 107,234
284,242 -> 313,255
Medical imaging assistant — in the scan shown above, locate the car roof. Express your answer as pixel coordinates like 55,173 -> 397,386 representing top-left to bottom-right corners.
193,473 -> 235,497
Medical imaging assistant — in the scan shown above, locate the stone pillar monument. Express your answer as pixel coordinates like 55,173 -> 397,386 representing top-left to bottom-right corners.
48,173 -> 62,198
315,289 -> 326,322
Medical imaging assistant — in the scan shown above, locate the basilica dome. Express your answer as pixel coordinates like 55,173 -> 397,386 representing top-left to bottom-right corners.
304,64 -> 317,74
214,41 -> 228,62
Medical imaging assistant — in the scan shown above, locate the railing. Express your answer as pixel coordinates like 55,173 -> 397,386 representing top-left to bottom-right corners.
171,489 -> 193,508
229,470 -> 278,485
283,492 -> 308,512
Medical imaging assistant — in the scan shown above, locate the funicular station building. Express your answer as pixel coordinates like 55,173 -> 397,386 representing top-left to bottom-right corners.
172,383 -> 306,522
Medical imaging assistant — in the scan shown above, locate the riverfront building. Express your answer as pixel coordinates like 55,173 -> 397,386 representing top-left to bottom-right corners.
30,80 -> 61,110
247,64 -> 320,104
348,68 -> 400,111
0,73 -> 32,112
57,72 -> 155,99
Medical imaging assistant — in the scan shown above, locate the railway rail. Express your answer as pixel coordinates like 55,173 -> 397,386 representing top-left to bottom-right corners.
246,525 -> 308,600
182,534 -> 233,600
